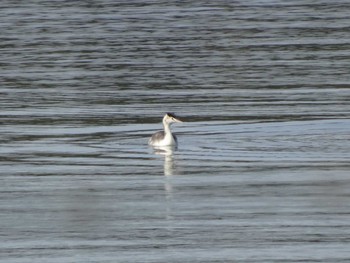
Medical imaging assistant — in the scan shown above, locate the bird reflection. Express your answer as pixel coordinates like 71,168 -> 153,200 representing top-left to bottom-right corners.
152,145 -> 178,220
152,146 -> 176,176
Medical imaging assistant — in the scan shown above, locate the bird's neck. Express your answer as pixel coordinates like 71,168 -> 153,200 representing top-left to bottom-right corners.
163,122 -> 172,135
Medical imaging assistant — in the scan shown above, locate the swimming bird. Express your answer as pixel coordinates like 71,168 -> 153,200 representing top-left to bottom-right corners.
148,113 -> 183,147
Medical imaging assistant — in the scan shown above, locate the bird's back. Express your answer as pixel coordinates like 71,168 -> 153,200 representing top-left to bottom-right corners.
148,131 -> 177,146
148,131 -> 165,146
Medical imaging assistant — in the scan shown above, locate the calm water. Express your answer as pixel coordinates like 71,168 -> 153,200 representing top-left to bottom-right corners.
1,0 -> 350,262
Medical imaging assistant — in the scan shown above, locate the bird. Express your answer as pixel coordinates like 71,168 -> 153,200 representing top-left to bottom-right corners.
148,113 -> 183,147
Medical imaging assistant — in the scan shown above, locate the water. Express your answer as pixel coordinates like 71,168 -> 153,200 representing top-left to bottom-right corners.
1,0 -> 350,262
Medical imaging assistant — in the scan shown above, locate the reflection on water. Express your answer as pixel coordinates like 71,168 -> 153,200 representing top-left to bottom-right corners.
1,0 -> 350,262
152,146 -> 176,176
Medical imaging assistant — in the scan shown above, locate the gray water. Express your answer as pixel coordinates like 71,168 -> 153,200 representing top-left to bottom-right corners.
1,1 -> 350,262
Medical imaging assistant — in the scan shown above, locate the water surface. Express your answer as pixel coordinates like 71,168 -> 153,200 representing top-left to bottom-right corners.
1,0 -> 350,262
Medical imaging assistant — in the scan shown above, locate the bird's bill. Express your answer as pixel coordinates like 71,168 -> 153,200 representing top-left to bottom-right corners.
172,116 -> 183,123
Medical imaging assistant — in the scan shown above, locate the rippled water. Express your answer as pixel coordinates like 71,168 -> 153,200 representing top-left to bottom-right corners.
1,1 -> 350,262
